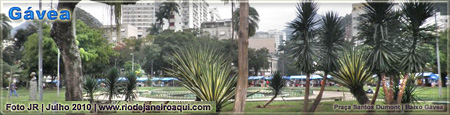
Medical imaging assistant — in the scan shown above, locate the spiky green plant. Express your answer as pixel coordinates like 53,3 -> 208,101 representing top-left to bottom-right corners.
104,67 -> 122,103
166,45 -> 237,112
288,1 -> 319,112
361,1 -> 399,105
310,11 -> 345,112
82,76 -> 100,103
261,71 -> 284,108
397,1 -> 435,104
124,71 -> 137,102
330,49 -> 373,104
393,74 -> 420,104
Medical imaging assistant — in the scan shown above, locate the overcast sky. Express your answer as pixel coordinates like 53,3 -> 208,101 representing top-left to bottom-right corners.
2,0 -> 366,32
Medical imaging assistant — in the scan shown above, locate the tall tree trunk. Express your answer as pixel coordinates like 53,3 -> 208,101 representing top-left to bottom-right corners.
309,72 -> 328,112
50,0 -> 83,101
388,77 -> 394,104
381,73 -> 390,104
231,2 -> 235,40
303,73 -> 311,113
233,1 -> 249,113
115,4 -> 121,43
397,73 -> 409,104
350,86 -> 370,104
371,74 -> 382,104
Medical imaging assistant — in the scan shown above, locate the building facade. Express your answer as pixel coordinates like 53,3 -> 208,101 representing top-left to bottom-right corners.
208,8 -> 221,21
121,2 -> 158,38
180,0 -> 209,29
201,19 -> 234,40
102,24 -> 138,44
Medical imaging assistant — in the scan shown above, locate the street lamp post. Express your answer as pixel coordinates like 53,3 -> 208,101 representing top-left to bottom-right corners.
131,53 -> 134,72
38,0 -> 43,101
57,49 -> 60,97
434,12 -> 442,97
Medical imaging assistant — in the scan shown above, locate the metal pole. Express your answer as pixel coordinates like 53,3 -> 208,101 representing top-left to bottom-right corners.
38,0 -> 43,101
57,49 -> 60,97
435,13 -> 442,97
132,53 -> 134,72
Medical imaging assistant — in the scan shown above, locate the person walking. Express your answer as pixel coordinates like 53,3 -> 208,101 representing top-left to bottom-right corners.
9,81 -> 18,98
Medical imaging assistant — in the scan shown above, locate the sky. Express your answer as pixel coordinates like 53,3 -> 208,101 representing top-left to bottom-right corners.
1,0 -> 364,32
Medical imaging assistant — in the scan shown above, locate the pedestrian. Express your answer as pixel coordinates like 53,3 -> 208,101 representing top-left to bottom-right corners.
9,81 -> 18,98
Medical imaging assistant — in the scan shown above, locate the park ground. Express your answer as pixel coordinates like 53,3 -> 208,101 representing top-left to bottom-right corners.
1,86 -> 448,113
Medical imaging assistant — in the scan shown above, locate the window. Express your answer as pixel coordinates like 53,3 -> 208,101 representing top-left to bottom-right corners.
170,22 -> 175,26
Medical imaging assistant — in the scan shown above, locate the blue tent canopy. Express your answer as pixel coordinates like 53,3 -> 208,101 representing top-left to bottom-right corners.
248,76 -> 265,80
151,77 -> 178,81
287,74 -> 327,80
161,77 -> 177,81
137,77 -> 148,82
415,72 -> 439,80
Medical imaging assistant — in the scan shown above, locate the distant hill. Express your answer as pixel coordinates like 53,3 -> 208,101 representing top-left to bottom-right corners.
435,3 -> 447,15
75,7 -> 102,28
10,7 -> 102,37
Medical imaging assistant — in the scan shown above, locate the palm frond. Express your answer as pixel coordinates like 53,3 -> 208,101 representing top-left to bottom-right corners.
317,11 -> 345,72
232,7 -> 260,37
288,1 -> 320,74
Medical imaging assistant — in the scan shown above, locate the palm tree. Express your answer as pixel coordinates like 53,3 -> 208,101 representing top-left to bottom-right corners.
104,67 -> 122,103
330,49 -> 373,104
1,13 -> 12,40
262,71 -> 284,108
147,23 -> 162,35
82,76 -> 100,103
361,1 -> 399,104
166,45 -> 237,112
232,7 -> 260,37
155,11 -> 165,27
397,1 -> 435,104
221,0 -> 236,40
159,1 -> 180,30
124,71 -> 137,101
309,11 -> 344,112
288,1 -> 319,113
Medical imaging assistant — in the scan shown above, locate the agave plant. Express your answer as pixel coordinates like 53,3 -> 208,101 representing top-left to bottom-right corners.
166,45 -> 237,112
288,1 -> 320,112
330,49 -> 373,104
262,71 -> 284,108
124,71 -> 137,102
104,67 -> 122,103
393,74 -> 420,104
82,76 -> 100,103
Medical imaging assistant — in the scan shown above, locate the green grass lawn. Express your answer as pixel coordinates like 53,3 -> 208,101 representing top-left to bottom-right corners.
221,100 -> 448,113
1,86 -> 448,114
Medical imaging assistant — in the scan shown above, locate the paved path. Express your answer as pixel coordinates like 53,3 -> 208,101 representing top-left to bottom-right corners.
94,91 -> 355,102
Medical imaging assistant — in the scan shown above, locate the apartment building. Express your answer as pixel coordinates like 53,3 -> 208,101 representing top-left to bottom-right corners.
121,1 -> 158,38
180,0 -> 210,29
102,24 -> 138,44
201,19 -> 234,40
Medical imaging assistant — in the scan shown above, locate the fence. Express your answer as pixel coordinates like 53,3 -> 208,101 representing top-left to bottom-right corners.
139,89 -> 312,99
